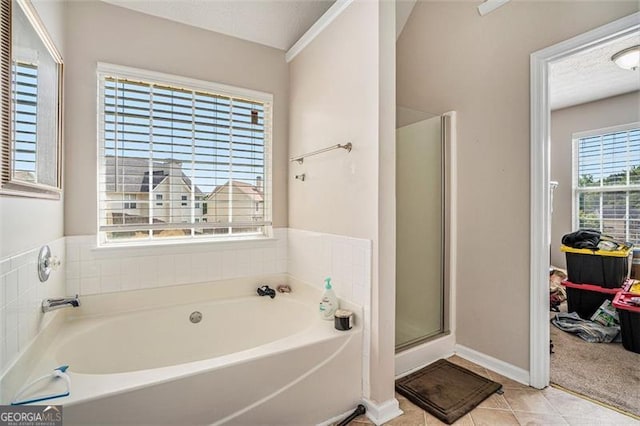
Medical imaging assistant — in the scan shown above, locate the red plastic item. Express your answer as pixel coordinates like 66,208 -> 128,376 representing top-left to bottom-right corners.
561,280 -> 620,319
612,289 -> 640,354
562,280 -> 621,294
613,291 -> 640,313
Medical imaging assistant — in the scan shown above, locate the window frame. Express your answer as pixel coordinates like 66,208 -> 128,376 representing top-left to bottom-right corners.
96,63 -> 273,247
572,122 -> 640,242
0,0 -> 63,200
123,193 -> 136,209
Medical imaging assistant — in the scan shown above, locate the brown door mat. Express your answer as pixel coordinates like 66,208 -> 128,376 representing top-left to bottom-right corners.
395,359 -> 502,424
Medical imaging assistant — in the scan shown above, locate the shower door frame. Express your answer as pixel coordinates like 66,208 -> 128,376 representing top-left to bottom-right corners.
395,112 -> 456,354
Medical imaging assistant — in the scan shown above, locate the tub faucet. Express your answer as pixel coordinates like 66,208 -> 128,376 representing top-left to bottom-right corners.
42,295 -> 80,313
257,285 -> 276,299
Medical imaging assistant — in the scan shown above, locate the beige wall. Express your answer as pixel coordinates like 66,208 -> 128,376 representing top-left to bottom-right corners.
288,5 -> 379,240
397,1 -> 639,369
63,0 -> 289,236
550,91 -> 640,268
288,0 -> 396,405
0,0 -> 65,259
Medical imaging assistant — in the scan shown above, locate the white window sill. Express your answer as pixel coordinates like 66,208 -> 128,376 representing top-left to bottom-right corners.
92,234 -> 279,255
0,181 -> 61,200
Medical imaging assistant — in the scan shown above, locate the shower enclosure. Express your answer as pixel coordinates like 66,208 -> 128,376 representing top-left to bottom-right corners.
395,108 -> 452,351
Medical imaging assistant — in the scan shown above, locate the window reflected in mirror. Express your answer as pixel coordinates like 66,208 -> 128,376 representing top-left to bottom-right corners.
13,61 -> 38,183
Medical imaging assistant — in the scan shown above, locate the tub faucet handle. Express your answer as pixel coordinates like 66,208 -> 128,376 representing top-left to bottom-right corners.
257,285 -> 276,299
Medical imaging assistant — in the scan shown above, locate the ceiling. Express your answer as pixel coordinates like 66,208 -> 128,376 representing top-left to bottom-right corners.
100,2 -> 637,106
549,32 -> 640,111
102,0 -> 417,52
101,0 -> 335,51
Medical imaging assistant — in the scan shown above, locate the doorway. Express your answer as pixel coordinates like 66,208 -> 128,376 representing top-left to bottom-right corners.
529,11 -> 639,392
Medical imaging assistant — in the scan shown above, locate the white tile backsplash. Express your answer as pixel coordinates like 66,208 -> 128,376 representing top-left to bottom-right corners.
100,275 -> 122,294
66,278 -> 80,296
67,228 -> 289,296
64,228 -> 369,306
286,228 -> 372,400
81,276 -> 101,295
287,228 -> 371,307
4,330 -> 18,371
0,259 -> 11,276
0,237 -> 66,375
4,271 -> 18,305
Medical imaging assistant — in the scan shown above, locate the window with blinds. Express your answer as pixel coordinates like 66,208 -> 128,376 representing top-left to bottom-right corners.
574,124 -> 640,244
0,0 -> 9,186
98,65 -> 272,245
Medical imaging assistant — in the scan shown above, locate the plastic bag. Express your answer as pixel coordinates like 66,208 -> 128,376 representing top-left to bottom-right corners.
590,299 -> 619,327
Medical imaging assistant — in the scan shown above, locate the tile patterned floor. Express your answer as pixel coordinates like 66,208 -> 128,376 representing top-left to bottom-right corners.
347,356 -> 640,425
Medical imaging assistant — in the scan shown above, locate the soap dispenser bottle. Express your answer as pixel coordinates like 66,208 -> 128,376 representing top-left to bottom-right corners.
319,277 -> 339,320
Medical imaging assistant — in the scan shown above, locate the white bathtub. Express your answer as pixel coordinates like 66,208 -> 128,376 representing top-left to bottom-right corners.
3,276 -> 363,425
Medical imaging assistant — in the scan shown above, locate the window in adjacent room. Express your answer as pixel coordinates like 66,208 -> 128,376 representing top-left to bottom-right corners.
97,64 -> 272,245
574,123 -> 640,244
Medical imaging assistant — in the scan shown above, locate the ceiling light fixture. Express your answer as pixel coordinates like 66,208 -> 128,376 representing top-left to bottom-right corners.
611,45 -> 640,71
477,0 -> 511,16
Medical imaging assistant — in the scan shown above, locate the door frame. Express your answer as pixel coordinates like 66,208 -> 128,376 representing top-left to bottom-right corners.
529,12 -> 639,389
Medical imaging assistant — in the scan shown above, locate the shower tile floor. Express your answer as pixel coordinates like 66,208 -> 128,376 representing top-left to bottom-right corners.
346,355 -> 639,425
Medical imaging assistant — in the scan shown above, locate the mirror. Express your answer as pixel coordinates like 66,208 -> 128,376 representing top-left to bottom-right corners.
0,0 -> 62,198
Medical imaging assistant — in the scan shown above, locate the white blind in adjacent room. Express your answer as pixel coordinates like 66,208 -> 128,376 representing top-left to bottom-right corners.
574,124 -> 640,244
97,65 -> 272,244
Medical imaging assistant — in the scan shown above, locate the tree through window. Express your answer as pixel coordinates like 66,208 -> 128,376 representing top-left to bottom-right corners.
575,124 -> 640,244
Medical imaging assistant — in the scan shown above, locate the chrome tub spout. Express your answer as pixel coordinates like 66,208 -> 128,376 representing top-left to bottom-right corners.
42,295 -> 80,313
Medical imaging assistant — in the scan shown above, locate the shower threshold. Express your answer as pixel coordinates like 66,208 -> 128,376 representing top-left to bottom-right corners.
395,330 -> 450,353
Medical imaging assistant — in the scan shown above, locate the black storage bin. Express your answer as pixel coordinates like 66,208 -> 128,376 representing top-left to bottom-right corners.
563,281 -> 619,320
613,291 -> 640,354
561,244 -> 632,289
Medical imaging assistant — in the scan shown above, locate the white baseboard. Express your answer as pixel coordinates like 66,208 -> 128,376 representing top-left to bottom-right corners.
362,398 -> 403,425
395,333 -> 455,378
454,344 -> 530,386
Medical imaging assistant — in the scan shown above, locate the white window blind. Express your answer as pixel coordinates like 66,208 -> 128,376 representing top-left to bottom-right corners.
574,125 -> 640,244
12,62 -> 38,182
98,65 -> 272,244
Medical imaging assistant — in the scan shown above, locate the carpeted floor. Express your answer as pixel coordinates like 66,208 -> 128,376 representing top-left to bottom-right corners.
550,312 -> 640,417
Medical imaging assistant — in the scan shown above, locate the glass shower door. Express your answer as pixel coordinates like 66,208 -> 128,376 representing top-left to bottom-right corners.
395,113 -> 444,350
